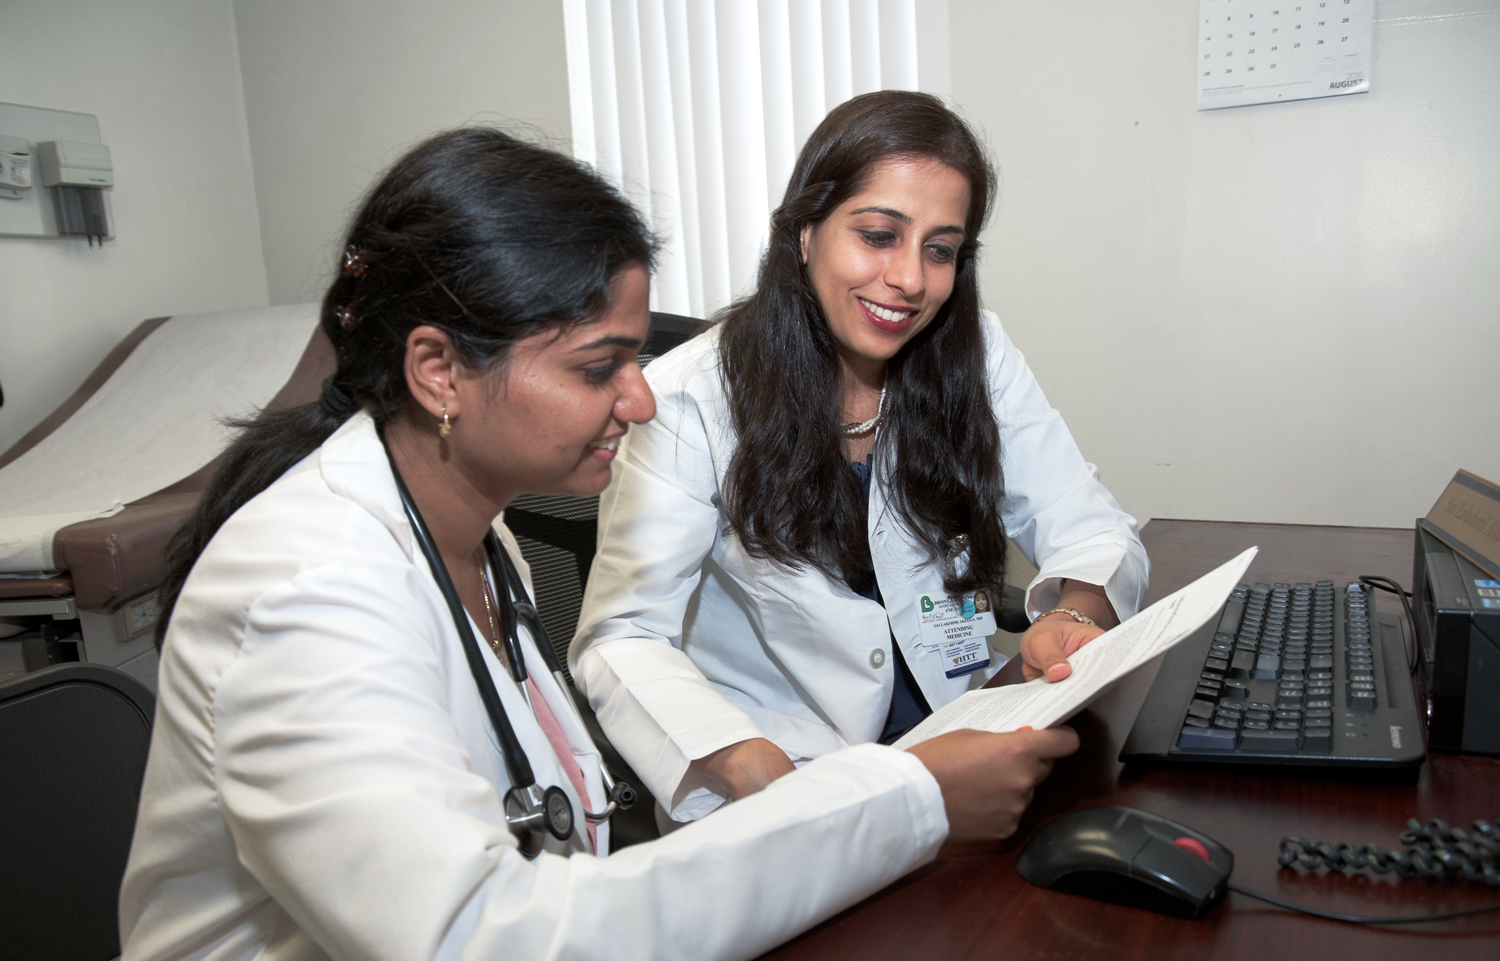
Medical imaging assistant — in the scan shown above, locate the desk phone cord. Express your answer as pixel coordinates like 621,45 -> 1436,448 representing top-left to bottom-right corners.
1228,817 -> 1500,925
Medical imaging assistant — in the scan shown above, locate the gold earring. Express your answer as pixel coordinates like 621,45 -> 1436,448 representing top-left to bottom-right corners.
439,406 -> 452,440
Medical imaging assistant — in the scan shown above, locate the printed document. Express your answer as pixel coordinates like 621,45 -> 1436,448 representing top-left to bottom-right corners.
894,547 -> 1259,749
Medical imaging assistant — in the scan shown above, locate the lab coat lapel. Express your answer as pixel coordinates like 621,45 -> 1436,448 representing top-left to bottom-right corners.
321,415 -> 598,854
868,457 -> 969,709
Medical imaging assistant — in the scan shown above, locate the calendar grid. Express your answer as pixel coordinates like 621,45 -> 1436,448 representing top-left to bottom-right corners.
1197,0 -> 1374,110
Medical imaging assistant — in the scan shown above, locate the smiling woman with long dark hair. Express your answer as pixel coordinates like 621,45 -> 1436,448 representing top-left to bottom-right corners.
572,91 -> 1148,823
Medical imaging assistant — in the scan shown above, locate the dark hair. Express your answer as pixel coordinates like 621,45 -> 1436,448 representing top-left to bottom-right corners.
156,127 -> 656,642
717,90 -> 1004,597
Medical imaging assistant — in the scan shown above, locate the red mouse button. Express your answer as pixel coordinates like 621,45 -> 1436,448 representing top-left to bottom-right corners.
1173,837 -> 1210,861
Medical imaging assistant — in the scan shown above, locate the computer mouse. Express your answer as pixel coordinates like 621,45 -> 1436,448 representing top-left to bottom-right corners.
1016,806 -> 1233,919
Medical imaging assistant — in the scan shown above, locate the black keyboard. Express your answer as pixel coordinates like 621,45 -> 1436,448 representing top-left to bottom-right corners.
1120,580 -> 1426,775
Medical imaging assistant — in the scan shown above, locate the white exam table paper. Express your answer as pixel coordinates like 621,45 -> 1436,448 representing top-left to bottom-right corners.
894,547 -> 1259,749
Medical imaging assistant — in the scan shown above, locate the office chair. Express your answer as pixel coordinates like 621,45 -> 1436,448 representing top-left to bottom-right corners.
0,662 -> 155,961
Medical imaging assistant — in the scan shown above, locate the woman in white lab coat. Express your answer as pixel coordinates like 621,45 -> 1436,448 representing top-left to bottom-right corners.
572,92 -> 1148,823
118,128 -> 1078,961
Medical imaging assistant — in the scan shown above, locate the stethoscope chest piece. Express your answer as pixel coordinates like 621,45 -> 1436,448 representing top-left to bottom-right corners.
505,783 -> 575,857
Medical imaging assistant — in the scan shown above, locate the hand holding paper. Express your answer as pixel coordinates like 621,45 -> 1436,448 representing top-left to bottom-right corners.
894,547 -> 1260,750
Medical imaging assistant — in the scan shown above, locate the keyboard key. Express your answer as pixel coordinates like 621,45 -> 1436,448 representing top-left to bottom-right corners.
1178,726 -> 1238,750
1216,599 -> 1245,636
1309,654 -> 1333,670
1242,719 -> 1270,731
1302,728 -> 1333,753
1205,656 -> 1229,673
1229,650 -> 1256,678
1274,719 -> 1300,731
1187,698 -> 1215,719
1221,681 -> 1250,699
1306,698 -> 1333,710
1183,715 -> 1210,728
1201,670 -> 1225,682
1195,685 -> 1221,700
1241,729 -> 1299,752
1254,653 -> 1281,679
1348,691 -> 1377,710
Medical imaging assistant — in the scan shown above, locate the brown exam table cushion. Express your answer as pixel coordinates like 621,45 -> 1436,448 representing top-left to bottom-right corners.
0,316 -> 335,612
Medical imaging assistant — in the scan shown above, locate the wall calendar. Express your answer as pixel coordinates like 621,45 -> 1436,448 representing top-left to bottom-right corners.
1198,0 -> 1374,110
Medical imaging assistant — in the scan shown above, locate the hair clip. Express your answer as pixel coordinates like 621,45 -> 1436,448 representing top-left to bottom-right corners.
341,245 -> 369,278
336,306 -> 356,329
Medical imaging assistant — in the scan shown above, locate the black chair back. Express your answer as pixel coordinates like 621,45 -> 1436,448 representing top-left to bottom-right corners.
0,663 -> 155,961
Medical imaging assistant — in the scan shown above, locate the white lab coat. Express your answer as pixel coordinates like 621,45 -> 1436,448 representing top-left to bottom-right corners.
573,312 -> 1149,821
118,413 -> 949,961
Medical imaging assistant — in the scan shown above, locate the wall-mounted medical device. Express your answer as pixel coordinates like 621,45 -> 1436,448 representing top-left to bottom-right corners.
37,140 -> 114,244
0,102 -> 115,243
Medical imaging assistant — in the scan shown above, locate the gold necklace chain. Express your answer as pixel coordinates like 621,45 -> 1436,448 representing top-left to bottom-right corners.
475,548 -> 505,661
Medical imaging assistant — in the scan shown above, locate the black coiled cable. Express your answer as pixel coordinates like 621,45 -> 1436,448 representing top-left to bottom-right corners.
1279,817 -> 1500,887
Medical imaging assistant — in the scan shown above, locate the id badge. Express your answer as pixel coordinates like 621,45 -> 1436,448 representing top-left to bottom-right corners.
915,590 -> 996,678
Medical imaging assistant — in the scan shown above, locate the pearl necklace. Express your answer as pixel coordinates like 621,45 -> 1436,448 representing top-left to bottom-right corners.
840,387 -> 886,436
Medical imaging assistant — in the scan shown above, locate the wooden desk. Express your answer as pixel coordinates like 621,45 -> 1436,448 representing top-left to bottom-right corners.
763,519 -> 1500,960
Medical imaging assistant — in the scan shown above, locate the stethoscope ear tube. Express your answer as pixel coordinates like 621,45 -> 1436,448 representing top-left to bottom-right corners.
383,443 -> 560,855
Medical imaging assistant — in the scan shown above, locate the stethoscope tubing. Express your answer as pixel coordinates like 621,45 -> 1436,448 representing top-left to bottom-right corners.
484,530 -> 628,824
382,436 -> 628,847
384,448 -> 539,791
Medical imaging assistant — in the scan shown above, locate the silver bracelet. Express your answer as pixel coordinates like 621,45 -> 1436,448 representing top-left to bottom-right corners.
1039,607 -> 1098,628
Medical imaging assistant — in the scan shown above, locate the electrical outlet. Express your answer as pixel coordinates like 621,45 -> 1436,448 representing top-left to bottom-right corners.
117,594 -> 160,641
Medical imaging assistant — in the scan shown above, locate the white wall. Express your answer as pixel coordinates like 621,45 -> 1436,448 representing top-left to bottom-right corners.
950,0 -> 1500,530
232,0 -> 572,306
0,0 -> 270,454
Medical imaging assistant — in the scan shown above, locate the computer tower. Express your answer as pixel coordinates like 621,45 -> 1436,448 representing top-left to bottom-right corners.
1413,524 -> 1500,755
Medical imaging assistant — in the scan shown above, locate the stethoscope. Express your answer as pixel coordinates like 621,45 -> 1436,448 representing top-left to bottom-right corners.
384,442 -> 636,858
